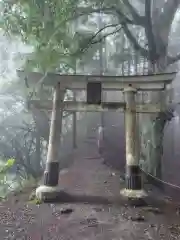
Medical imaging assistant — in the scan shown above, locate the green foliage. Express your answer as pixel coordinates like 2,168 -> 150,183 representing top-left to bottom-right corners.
0,0 -> 129,73
0,158 -> 15,199
0,0 -> 80,72
0,158 -> 15,174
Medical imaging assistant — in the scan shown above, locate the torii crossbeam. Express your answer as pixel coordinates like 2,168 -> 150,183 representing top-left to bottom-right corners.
17,70 -> 176,202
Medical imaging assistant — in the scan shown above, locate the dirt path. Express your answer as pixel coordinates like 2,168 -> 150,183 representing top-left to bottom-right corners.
0,137 -> 180,239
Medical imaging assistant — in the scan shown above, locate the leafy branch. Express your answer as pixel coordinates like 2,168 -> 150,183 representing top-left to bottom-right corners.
0,158 -> 15,199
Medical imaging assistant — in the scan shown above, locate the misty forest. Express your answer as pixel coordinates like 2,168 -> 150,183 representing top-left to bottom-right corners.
0,0 -> 180,199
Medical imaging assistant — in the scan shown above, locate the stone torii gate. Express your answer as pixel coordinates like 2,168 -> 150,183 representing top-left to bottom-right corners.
17,71 -> 176,201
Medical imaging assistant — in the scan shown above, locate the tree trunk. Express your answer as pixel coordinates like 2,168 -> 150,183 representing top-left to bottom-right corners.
139,60 -> 173,182
139,1 -> 178,182
140,114 -> 166,180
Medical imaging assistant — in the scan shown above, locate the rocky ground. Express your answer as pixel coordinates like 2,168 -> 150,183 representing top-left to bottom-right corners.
0,132 -> 180,240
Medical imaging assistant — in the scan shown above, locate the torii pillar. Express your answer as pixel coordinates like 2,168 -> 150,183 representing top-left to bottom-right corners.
36,82 -> 65,201
120,86 -> 147,199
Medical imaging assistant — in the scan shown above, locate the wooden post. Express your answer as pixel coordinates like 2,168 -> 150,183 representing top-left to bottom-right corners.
125,87 -> 141,190
120,86 -> 146,199
101,90 -> 105,131
36,82 -> 65,201
97,91 -> 104,154
43,82 -> 64,186
72,91 -> 77,148
98,90 -> 106,154
135,94 -> 140,168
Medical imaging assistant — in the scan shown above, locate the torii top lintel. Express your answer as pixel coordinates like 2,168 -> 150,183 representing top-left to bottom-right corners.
17,70 -> 176,91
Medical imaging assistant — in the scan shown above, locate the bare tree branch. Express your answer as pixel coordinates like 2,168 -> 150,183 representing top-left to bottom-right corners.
75,24 -> 123,55
92,27 -> 123,44
87,24 -> 121,43
122,24 -> 148,57
122,0 -> 145,24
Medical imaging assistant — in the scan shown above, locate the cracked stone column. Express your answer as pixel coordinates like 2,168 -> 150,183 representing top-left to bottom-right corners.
120,86 -> 146,199
36,82 -> 64,201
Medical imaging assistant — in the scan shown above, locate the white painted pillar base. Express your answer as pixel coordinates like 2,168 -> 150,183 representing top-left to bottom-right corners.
36,185 -> 61,201
120,189 -> 147,199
